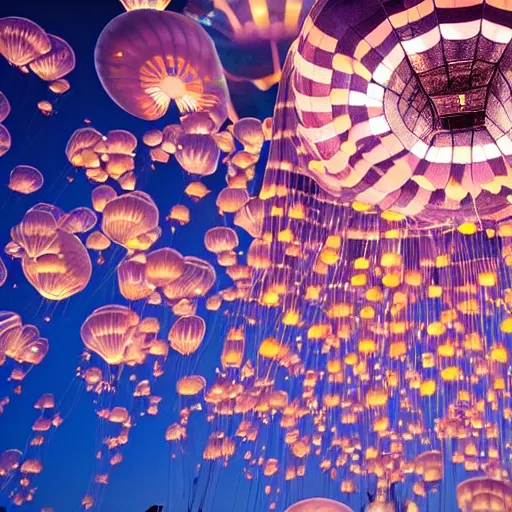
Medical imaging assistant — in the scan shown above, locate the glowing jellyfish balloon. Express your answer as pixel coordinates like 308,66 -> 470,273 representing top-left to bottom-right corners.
91,184 -> 117,213
167,205 -> 190,226
216,187 -> 249,213
0,256 -> 6,287
66,127 -> 103,167
34,393 -> 55,409
175,134 -> 220,176
233,196 -> 264,237
20,459 -> 42,474
80,305 -> 142,365
101,191 -> 160,250
86,231 -> 111,252
181,111 -> 216,134
29,34 -> 75,81
0,17 -> 51,67
37,101 -> 53,116
78,301 -> 164,502
95,10 -> 230,125
0,124 -> 11,158
285,498 -> 353,512
9,206 -> 60,259
168,315 -> 206,355
176,375 -> 206,396
95,129 -> 137,157
457,478 -> 512,512
120,0 -> 171,10
4,324 -> 48,365
184,181 -> 210,201
8,166 -> 44,194
185,0 -> 314,90
0,312 -> 22,357
142,129 -> 163,147
414,450 -> 443,483
0,91 -> 10,123
204,227 -> 239,254
48,78 -> 70,94
117,255 -> 154,301
162,256 -> 216,300
58,207 -> 97,234
232,117 -> 265,154
0,449 -> 22,477
21,230 -> 92,301
161,124 -> 182,153
145,248 -> 185,288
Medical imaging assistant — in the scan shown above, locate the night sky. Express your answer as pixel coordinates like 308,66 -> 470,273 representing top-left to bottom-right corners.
0,0 -> 273,510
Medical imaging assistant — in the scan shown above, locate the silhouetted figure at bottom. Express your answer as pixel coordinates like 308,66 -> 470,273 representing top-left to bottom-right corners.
145,506 -> 163,512
361,491 -> 375,511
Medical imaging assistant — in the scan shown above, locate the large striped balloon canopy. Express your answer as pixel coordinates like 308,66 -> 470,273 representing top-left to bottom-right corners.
266,0 -> 512,224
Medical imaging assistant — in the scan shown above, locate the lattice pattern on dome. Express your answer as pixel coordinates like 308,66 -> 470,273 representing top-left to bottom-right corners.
264,0 -> 512,223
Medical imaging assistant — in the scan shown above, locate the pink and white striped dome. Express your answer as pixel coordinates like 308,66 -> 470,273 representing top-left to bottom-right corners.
266,0 -> 512,223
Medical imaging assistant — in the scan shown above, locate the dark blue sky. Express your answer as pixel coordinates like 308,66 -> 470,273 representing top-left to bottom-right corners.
0,1 -> 277,511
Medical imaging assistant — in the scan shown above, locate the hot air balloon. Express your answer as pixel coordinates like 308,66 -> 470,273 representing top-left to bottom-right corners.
9,205 -> 60,259
119,0 -> 171,11
175,133 -> 220,176
95,10 -> 230,126
48,78 -> 70,94
29,34 -> 75,81
8,166 -> 44,194
91,184 -> 117,213
176,375 -> 206,396
0,256 -> 6,287
285,498 -> 353,512
265,0 -> 512,223
0,449 -> 22,477
37,101 -> 53,116
117,255 -> 155,302
21,230 -> 92,301
0,124 -> 11,158
80,305 -> 144,365
145,248 -> 185,288
204,227 -> 239,254
0,17 -> 51,67
162,256 -> 216,300
58,207 -> 97,234
101,191 -> 160,250
0,91 -> 10,123
185,0 -> 314,90
168,315 -> 206,355
456,477 -> 512,512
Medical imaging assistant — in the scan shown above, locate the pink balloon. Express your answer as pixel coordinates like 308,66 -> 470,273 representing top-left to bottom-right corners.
285,499 -> 354,512
94,10 -> 229,125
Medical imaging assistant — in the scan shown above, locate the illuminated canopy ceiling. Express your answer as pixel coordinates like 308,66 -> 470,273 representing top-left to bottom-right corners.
278,0 -> 512,222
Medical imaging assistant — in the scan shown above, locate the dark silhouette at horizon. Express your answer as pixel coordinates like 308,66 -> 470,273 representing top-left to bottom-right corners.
146,506 -> 163,512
